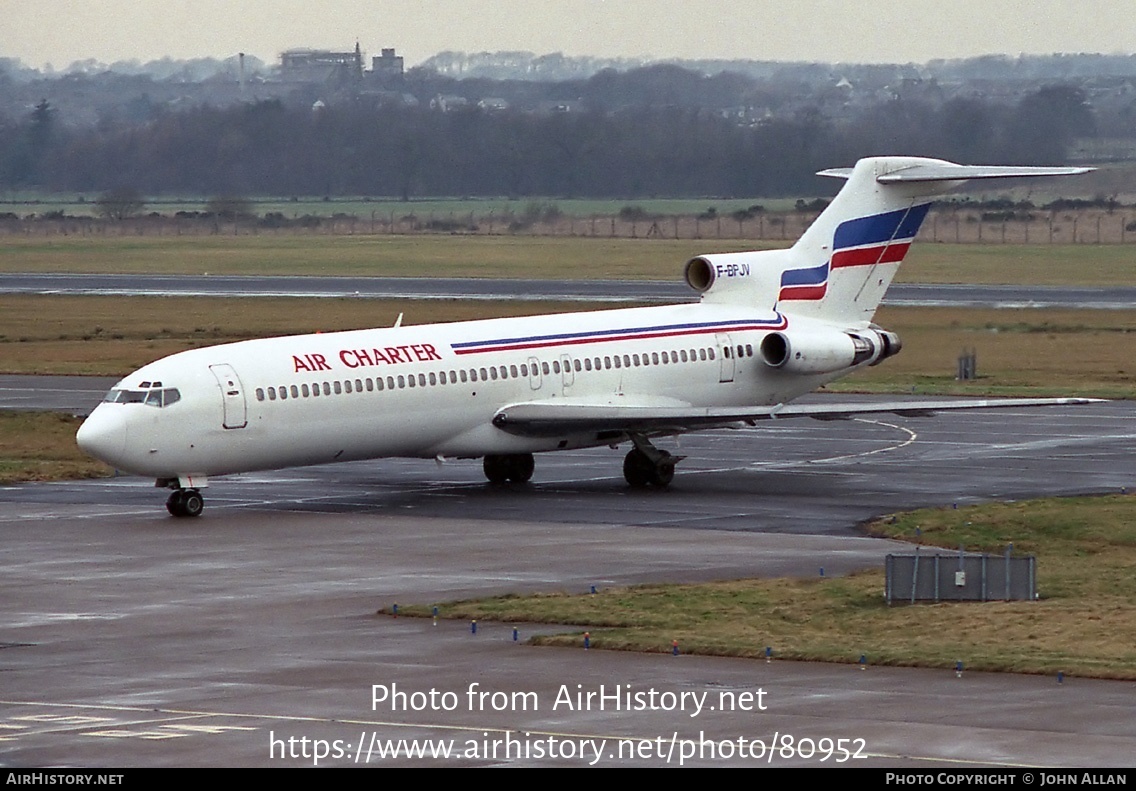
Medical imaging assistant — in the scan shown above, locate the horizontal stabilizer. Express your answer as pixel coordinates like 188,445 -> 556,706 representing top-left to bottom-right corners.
492,397 -> 1104,438
817,164 -> 1093,183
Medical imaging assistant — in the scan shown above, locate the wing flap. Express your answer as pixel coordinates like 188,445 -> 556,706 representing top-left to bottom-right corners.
491,397 -> 1103,437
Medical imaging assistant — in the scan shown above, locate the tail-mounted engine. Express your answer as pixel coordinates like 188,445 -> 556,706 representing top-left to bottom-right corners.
760,327 -> 901,375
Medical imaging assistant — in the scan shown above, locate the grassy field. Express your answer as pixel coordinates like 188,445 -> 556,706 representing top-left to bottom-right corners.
397,494 -> 1136,678
2,295 -> 1132,398
0,411 -> 112,483
0,294 -> 612,375
2,233 -> 1136,285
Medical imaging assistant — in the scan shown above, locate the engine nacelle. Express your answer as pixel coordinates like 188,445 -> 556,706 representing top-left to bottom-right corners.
760,327 -> 901,375
684,250 -> 787,303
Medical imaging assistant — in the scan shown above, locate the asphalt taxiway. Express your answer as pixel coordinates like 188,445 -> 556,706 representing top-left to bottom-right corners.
2,393 -> 1135,766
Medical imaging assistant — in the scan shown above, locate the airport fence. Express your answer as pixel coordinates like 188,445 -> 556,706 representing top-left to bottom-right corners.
2,208 -> 1135,244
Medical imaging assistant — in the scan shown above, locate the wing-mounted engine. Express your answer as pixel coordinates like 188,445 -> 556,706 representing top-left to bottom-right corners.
684,249 -> 791,307
759,325 -> 901,375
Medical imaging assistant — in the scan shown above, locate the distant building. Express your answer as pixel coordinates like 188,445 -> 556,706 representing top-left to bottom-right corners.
280,44 -> 363,84
372,48 -> 404,80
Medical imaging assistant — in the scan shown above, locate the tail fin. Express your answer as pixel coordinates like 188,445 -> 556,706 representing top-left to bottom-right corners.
776,156 -> 1090,324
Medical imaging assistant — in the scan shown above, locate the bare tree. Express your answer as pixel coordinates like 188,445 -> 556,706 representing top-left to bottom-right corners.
95,187 -> 145,220
205,195 -> 254,219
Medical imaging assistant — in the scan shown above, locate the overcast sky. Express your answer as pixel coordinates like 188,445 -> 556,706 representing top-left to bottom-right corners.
5,0 -> 1135,70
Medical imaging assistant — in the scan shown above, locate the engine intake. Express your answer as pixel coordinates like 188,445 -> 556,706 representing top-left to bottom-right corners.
684,257 -> 716,293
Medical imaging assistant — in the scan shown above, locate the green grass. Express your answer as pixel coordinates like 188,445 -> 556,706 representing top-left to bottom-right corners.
397,494 -> 1136,678
0,294 -> 612,375
897,244 -> 1136,286
2,232 -> 1133,285
0,235 -> 765,279
0,412 -> 112,483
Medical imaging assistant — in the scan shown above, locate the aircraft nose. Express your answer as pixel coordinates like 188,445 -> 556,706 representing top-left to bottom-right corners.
76,406 -> 128,466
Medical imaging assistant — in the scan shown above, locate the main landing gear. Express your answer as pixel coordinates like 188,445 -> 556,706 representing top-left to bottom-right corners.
623,435 -> 684,489
166,488 -> 204,518
483,453 -> 535,484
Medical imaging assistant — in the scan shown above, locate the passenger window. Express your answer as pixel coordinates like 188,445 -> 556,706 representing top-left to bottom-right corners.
699,349 -> 706,361
344,380 -> 353,394
279,386 -> 288,400
387,376 -> 394,390
323,382 -> 331,396
480,368 -> 488,381
681,350 -> 688,362
311,383 -> 320,397
746,344 -> 754,357
461,370 -> 468,383
614,356 -> 622,369
552,360 -> 560,374
397,375 -> 405,388
439,371 -> 447,385
470,369 -> 478,382
584,358 -> 592,371
604,357 -> 611,369
291,385 -> 299,398
573,359 -> 581,372
366,378 -> 373,392
302,383 -> 310,397
708,348 -> 715,360
408,376 -> 416,388
510,364 -> 518,378
356,379 -> 363,391
418,373 -> 426,387
429,372 -> 437,386
542,362 -> 550,375
333,381 -> 342,394
623,354 -> 631,367
256,388 -> 265,402
268,388 -> 277,401
376,377 -> 384,391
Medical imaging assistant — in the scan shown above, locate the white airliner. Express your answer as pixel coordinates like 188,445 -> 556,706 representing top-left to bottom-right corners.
77,156 -> 1095,517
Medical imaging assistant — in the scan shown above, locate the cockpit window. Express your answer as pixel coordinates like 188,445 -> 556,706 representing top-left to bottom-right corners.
103,387 -> 181,407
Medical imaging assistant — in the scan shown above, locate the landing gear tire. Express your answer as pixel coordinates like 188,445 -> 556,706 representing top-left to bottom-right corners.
483,453 -> 535,484
623,448 -> 675,488
166,488 -> 204,517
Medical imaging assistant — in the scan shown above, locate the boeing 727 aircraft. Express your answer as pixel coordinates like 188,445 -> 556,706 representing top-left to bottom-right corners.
77,156 -> 1094,516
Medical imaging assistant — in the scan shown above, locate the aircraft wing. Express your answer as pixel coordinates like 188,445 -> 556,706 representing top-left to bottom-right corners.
491,396 -> 1104,438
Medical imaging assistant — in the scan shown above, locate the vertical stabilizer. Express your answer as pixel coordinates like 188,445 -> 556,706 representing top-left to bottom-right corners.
774,156 -> 1092,324
685,157 -> 1089,323
776,156 -> 944,324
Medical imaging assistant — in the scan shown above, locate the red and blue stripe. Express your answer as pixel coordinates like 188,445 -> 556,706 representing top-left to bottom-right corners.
778,203 -> 931,302
451,316 -> 787,356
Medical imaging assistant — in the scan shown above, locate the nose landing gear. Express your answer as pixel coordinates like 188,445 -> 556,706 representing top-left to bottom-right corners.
166,488 -> 204,518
